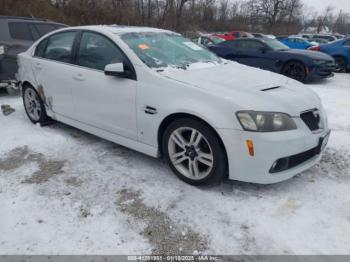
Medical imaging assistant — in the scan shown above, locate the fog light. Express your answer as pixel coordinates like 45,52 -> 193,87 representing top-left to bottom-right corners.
246,140 -> 254,157
270,158 -> 289,173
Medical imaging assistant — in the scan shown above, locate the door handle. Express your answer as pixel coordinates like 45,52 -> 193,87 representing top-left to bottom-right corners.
72,74 -> 85,81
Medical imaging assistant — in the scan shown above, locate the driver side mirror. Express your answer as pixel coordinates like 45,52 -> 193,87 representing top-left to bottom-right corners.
104,62 -> 133,79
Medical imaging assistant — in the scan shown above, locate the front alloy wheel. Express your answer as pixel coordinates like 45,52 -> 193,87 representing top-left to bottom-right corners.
163,118 -> 227,186
282,62 -> 307,82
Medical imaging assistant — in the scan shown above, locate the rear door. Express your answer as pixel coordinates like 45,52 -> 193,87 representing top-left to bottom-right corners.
32,31 -> 78,117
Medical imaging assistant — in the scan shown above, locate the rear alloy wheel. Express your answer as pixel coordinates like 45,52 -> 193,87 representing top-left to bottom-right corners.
23,85 -> 48,124
334,57 -> 347,73
282,62 -> 307,82
163,118 -> 227,186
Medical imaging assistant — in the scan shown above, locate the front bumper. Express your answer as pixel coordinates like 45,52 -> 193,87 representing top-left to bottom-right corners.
218,117 -> 330,184
307,62 -> 337,81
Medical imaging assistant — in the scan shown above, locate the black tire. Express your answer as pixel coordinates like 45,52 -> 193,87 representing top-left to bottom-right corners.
162,118 -> 227,186
334,56 -> 347,73
281,61 -> 307,83
22,85 -> 48,124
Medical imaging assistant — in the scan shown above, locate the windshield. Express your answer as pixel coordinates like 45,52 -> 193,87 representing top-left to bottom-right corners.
264,39 -> 290,51
121,32 -> 222,69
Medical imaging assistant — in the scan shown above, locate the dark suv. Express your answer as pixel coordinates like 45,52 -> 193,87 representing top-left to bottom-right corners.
0,16 -> 66,94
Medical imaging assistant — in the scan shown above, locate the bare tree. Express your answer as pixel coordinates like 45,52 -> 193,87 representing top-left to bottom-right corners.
0,0 -> 349,35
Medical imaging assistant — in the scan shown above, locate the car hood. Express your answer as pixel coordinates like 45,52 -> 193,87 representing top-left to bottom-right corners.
280,49 -> 334,61
159,61 -> 322,116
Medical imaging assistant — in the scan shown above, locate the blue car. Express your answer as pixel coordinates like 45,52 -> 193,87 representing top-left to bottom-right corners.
209,38 -> 336,83
320,38 -> 350,72
279,37 -> 316,50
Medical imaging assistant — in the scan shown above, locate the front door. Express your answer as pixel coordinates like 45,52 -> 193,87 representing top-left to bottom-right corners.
70,31 -> 138,140
236,40 -> 275,71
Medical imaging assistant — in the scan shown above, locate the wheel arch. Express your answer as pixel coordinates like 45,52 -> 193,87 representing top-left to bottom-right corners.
22,80 -> 34,88
333,55 -> 349,71
157,113 -> 228,168
21,81 -> 35,95
332,54 -> 348,63
280,59 -> 306,74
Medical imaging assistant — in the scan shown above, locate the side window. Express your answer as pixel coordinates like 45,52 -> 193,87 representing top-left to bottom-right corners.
343,40 -> 350,46
8,22 -> 33,41
78,32 -> 125,71
28,24 -> 40,40
240,40 -> 264,50
44,31 -> 76,63
35,24 -> 57,37
34,38 -> 48,58
222,41 -> 237,48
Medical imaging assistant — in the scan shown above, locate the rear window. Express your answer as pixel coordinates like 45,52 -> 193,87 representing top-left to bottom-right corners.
9,22 -> 33,41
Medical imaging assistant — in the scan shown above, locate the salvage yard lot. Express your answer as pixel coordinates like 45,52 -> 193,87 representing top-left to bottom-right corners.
0,74 -> 350,255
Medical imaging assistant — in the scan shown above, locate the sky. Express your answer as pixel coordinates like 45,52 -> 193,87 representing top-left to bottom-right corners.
302,0 -> 350,13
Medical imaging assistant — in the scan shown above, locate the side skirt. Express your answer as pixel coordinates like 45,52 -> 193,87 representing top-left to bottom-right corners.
53,113 -> 159,158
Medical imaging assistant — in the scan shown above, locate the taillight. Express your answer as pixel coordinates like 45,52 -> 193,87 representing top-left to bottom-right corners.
308,46 -> 321,51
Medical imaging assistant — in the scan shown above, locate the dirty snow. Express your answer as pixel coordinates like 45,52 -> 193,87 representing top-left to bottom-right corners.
0,74 -> 349,255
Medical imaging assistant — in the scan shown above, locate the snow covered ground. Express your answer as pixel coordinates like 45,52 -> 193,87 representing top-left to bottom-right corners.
0,74 -> 349,255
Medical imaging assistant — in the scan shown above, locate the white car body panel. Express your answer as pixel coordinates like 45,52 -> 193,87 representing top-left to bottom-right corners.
69,65 -> 138,140
32,57 -> 75,116
17,25 -> 330,184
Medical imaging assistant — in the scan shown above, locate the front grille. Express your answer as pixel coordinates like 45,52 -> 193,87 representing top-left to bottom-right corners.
301,109 -> 322,131
270,146 -> 319,173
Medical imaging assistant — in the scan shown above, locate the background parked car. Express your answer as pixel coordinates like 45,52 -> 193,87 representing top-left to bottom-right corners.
298,34 -> 314,40
213,31 -> 254,41
319,37 -> 350,72
312,34 -> 337,42
0,16 -> 66,94
253,33 -> 276,39
191,35 -> 225,47
208,38 -> 336,83
279,37 -> 317,50
311,38 -> 330,45
252,33 -> 265,38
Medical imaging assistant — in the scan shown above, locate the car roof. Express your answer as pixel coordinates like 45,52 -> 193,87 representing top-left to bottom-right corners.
0,15 -> 49,22
61,25 -> 174,35
0,15 -> 66,27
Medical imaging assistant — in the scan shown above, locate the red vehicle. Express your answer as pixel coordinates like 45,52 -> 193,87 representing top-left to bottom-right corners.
213,31 -> 254,41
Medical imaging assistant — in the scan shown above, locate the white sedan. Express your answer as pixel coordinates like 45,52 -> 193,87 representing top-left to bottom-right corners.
17,26 -> 331,186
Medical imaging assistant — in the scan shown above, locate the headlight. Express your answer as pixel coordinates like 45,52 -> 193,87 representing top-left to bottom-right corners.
236,111 -> 297,132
